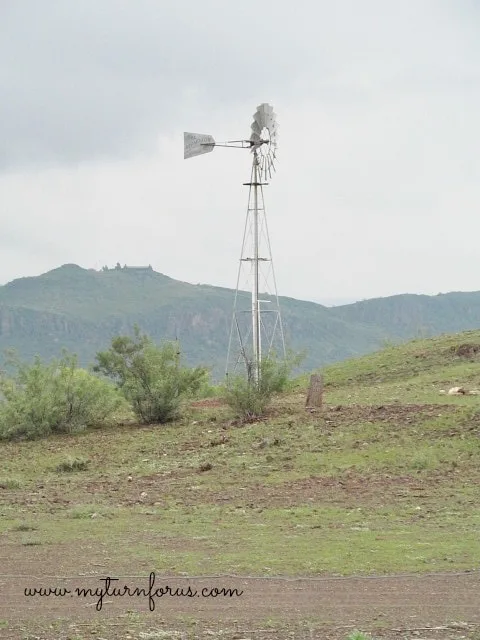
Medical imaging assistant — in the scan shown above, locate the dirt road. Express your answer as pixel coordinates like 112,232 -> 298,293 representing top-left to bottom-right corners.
1,569 -> 479,639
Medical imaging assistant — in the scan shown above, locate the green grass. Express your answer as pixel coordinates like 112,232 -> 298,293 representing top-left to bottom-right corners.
2,500 -> 478,575
319,329 -> 480,389
54,455 -> 90,473
1,329 -> 480,580
0,476 -> 21,489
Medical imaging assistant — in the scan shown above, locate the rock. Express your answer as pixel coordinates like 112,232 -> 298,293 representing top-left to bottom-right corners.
448,386 -> 466,395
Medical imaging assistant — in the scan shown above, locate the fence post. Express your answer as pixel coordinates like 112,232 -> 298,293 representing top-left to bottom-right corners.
306,374 -> 323,409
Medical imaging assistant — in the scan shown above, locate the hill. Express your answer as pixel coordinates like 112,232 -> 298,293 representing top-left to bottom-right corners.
0,264 -> 384,375
2,264 -> 480,377
333,291 -> 480,338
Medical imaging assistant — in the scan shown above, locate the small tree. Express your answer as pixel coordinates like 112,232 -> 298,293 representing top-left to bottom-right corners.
222,351 -> 303,420
94,327 -> 208,424
0,352 -> 127,440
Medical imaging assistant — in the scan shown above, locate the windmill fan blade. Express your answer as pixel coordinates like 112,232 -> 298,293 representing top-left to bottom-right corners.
258,103 -> 273,117
253,113 -> 266,131
251,120 -> 262,136
263,114 -> 274,128
255,108 -> 274,129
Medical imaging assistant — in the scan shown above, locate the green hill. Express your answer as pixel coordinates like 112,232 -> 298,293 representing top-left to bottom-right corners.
2,263 -> 480,377
333,291 -> 480,338
0,264 -> 384,375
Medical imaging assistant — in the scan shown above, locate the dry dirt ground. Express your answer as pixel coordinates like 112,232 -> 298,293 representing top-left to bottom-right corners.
1,554 -> 479,639
1,570 -> 480,639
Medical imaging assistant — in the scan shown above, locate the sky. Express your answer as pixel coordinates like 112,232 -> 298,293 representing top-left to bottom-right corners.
1,0 -> 479,304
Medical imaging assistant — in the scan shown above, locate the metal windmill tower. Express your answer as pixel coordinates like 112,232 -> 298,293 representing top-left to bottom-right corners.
184,104 -> 285,383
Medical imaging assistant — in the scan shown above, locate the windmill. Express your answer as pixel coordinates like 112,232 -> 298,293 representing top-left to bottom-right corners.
184,104 -> 285,383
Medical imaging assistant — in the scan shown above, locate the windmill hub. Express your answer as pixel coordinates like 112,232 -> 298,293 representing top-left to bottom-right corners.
256,131 -> 272,156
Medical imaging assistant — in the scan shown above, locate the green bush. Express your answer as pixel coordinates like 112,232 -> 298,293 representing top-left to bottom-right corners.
94,327 -> 208,424
55,456 -> 90,473
0,352 -> 127,440
222,353 -> 301,420
196,379 -> 221,399
222,374 -> 270,419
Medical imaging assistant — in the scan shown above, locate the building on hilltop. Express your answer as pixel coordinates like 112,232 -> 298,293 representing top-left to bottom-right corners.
108,263 -> 153,272
122,264 -> 153,272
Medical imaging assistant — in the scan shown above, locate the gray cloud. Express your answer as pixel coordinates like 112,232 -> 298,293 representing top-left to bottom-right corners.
1,1 -> 480,301
5,1 -> 477,169
0,0 -> 320,169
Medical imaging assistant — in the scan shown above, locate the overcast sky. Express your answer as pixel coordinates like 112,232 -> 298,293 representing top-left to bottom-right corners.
1,0 -> 479,304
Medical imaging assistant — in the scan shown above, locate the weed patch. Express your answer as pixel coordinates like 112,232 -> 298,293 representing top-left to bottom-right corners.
55,456 -> 90,473
0,477 -> 21,489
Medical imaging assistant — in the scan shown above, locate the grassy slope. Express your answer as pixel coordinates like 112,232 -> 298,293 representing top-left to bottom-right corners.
318,328 -> 480,405
1,330 -> 479,580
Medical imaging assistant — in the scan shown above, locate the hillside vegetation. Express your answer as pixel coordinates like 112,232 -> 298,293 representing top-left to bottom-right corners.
323,329 -> 480,386
334,291 -> 480,338
3,264 -> 480,380
0,264 -> 382,376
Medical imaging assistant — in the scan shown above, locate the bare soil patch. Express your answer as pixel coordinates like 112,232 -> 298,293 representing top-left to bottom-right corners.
190,398 -> 225,408
0,555 -> 479,639
451,343 -> 480,358
320,403 -> 458,426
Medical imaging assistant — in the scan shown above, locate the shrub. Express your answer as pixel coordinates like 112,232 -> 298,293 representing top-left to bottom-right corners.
94,327 -> 208,424
222,374 -> 270,419
222,353 -> 301,420
55,456 -> 90,473
196,379 -> 220,399
0,352 -> 127,440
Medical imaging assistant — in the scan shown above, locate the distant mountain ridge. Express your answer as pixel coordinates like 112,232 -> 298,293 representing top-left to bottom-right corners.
1,264 -> 480,377
332,291 -> 480,338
